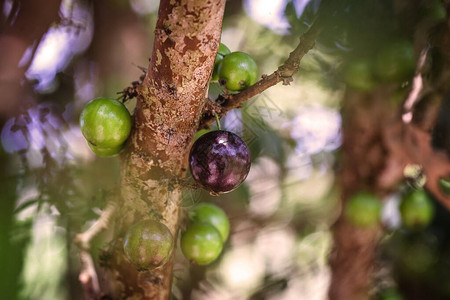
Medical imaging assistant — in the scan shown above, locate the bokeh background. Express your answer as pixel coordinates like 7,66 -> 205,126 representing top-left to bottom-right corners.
1,0 -> 449,299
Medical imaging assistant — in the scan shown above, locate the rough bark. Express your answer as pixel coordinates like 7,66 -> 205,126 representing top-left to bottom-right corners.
102,1 -> 226,299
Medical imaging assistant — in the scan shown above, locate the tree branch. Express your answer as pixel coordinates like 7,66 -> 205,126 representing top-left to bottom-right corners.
75,203 -> 117,251
74,203 -> 116,299
199,18 -> 323,128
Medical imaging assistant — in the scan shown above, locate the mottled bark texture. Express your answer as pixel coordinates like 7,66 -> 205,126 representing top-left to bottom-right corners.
103,1 -> 226,299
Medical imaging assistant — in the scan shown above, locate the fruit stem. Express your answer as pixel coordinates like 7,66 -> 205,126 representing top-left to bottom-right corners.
214,111 -> 221,130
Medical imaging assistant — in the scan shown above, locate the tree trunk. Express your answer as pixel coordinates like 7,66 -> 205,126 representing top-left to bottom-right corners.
101,1 -> 226,299
329,88 -> 399,300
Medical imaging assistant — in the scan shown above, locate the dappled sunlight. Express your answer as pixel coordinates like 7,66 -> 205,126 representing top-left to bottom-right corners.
246,157 -> 282,217
20,205 -> 68,300
381,193 -> 402,229
1,103 -> 93,169
255,226 -> 297,274
218,245 -> 266,293
244,0 -> 290,34
26,1 -> 93,92
288,105 -> 341,155
130,0 -> 159,15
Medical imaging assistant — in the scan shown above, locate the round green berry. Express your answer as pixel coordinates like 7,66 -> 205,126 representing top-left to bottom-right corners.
212,43 -> 231,81
123,219 -> 174,270
344,192 -> 381,227
181,222 -> 223,265
189,203 -> 230,242
400,189 -> 434,229
218,51 -> 258,91
80,97 -> 132,148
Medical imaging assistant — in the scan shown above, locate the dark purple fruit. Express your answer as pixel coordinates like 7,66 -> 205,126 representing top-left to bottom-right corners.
189,130 -> 251,194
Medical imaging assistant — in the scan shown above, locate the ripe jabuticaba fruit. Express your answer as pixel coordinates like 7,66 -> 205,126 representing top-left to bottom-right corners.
189,130 -> 251,194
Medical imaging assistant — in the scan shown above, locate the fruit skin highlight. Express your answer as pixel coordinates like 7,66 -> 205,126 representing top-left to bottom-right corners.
189,130 -> 251,194
189,203 -> 230,241
400,189 -> 434,229
181,222 -> 223,265
123,219 -> 174,271
344,192 -> 381,227
218,51 -> 258,91
80,97 -> 132,149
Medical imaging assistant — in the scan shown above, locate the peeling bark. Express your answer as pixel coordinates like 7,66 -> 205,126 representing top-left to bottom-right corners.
101,1 -> 226,299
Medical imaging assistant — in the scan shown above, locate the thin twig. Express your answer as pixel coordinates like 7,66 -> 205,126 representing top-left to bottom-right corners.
75,203 -> 117,299
75,203 -> 117,250
199,18 -> 323,128
79,250 -> 101,299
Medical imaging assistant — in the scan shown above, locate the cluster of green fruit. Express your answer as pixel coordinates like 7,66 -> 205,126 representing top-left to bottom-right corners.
211,43 -> 258,91
344,188 -> 434,230
343,40 -> 415,92
122,203 -> 230,270
181,203 -> 230,265
79,97 -> 132,157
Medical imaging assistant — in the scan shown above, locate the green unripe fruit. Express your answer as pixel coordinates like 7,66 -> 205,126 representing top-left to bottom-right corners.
212,43 -> 231,81
217,43 -> 231,57
87,141 -> 124,157
375,40 -> 415,82
123,220 -> 174,270
218,51 -> 258,91
343,58 -> 377,91
189,203 -> 230,241
181,222 -> 223,265
400,189 -> 434,229
344,192 -> 381,227
80,98 -> 132,148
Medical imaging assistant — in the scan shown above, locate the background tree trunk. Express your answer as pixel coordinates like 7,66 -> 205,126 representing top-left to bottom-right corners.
329,88 -> 399,300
